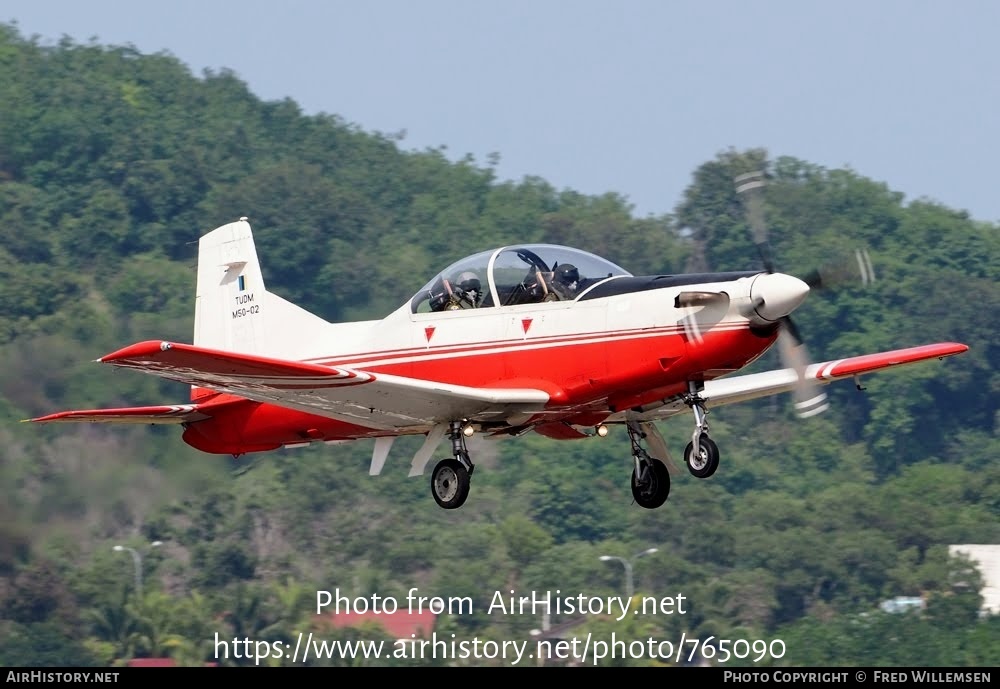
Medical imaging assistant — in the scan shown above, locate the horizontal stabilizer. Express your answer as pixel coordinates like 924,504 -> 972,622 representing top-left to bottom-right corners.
98,339 -> 375,389
28,404 -> 209,425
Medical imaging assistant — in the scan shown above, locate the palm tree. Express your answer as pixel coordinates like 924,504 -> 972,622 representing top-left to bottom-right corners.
130,590 -> 186,659
85,590 -> 142,665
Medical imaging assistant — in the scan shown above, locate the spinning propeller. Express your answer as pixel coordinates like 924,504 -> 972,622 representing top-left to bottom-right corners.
675,290 -> 730,344
733,170 -> 876,418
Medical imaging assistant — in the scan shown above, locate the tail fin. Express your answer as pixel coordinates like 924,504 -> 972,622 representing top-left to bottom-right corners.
193,217 -> 331,360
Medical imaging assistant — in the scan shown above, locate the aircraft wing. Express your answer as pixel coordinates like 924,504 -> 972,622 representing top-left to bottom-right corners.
56,340 -> 550,431
626,342 -> 969,421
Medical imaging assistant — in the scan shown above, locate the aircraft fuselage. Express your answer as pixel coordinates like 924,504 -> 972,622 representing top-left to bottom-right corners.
181,271 -> 779,455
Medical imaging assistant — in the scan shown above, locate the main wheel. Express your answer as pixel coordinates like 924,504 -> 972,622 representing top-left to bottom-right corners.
684,434 -> 719,479
431,458 -> 471,509
631,458 -> 670,509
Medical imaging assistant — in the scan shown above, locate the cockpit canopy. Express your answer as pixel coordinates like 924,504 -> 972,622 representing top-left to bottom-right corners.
410,244 -> 633,314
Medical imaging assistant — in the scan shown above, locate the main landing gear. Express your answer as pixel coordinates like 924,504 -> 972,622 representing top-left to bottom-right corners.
626,381 -> 720,509
627,421 -> 671,509
430,420 -> 475,509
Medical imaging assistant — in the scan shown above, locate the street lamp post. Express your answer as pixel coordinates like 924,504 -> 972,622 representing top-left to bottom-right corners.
113,540 -> 162,599
600,547 -> 658,600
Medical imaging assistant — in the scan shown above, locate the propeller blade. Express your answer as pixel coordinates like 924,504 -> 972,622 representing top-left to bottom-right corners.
735,168 -> 830,419
735,170 -> 775,273
675,292 -> 731,344
781,314 -> 804,347
681,312 -> 704,344
777,319 -> 829,418
855,248 -> 876,286
802,248 -> 877,291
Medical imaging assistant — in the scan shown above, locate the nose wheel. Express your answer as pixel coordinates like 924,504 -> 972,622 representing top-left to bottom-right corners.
684,433 -> 719,478
683,382 -> 720,479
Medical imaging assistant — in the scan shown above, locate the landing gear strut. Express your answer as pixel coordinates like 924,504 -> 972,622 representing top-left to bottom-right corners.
683,382 -> 719,479
627,421 -> 670,509
430,420 -> 475,509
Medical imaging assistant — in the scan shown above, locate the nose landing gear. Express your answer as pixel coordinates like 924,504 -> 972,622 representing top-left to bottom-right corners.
683,382 -> 719,479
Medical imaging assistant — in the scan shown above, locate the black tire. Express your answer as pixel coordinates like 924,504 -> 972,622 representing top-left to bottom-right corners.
631,458 -> 670,509
684,434 -> 719,479
431,458 -> 471,509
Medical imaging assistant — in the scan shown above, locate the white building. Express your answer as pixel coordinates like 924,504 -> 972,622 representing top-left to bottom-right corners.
949,544 -> 1000,615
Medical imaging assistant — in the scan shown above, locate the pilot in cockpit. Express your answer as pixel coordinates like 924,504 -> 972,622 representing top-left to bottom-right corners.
453,271 -> 483,308
550,263 -> 580,300
431,270 -> 483,311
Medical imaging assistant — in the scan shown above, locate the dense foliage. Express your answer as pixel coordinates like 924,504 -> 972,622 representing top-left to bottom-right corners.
0,23 -> 997,667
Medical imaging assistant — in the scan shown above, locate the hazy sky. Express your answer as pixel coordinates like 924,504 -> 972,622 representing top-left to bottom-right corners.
5,1 -> 1000,222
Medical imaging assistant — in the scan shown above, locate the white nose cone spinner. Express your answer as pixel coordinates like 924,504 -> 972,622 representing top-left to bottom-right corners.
750,273 -> 810,322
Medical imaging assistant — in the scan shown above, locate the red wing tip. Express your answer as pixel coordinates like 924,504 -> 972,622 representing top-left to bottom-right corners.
930,342 -> 969,357
902,342 -> 968,356
819,342 -> 970,380
26,410 -> 92,422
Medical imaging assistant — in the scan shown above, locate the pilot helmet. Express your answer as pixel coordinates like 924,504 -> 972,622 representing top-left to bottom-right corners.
554,263 -> 579,287
457,271 -> 481,295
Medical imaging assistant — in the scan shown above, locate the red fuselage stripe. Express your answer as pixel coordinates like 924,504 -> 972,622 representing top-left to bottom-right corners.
184,325 -> 776,455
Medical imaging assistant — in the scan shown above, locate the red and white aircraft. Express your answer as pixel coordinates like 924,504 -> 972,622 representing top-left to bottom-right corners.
29,185 -> 969,510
